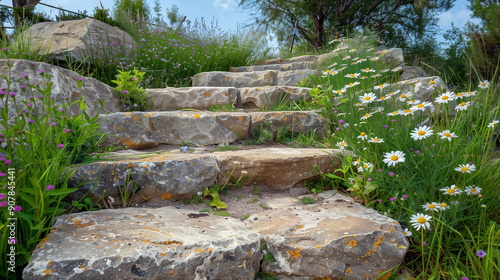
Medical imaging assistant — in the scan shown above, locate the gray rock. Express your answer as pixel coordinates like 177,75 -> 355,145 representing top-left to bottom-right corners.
145,87 -> 238,110
192,71 -> 277,88
380,48 -> 404,67
20,18 -> 138,63
98,111 -> 250,148
400,66 -> 428,80
250,111 -> 328,138
23,207 -> 262,280
245,192 -> 409,279
239,86 -> 311,109
255,55 -> 318,65
69,151 -> 220,204
277,70 -> 316,86
213,148 -> 342,189
230,61 -> 316,72
395,76 -> 447,103
0,59 -> 120,122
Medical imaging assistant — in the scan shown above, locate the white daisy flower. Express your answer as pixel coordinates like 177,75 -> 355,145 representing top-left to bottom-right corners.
410,213 -> 432,230
455,101 -> 470,111
440,185 -> 462,195
368,137 -> 384,143
437,130 -> 457,141
410,125 -> 434,140
357,132 -> 368,140
435,92 -> 456,103
423,202 -> 440,211
383,151 -> 406,166
359,92 -> 377,104
478,80 -> 490,89
454,163 -> 476,173
465,186 -> 482,195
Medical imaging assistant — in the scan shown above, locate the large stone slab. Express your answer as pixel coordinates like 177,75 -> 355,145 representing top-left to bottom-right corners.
98,111 -> 250,149
23,207 -> 262,280
213,148 -> 341,189
145,87 -> 238,110
255,55 -> 318,65
192,70 -> 277,88
0,59 -> 121,121
230,61 -> 316,72
69,151 -> 220,204
245,192 -> 409,279
395,76 -> 447,102
239,86 -> 311,109
277,70 -> 316,86
250,111 -> 328,137
20,18 -> 137,62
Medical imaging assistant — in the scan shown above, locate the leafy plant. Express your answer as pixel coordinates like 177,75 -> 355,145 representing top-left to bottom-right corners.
299,197 -> 316,204
111,69 -> 148,111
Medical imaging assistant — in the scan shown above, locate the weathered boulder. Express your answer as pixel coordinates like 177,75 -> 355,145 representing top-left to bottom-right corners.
23,207 -> 262,280
98,111 -> 250,149
239,86 -> 311,109
145,87 -> 238,110
20,18 -> 138,63
213,148 -> 342,188
245,192 -> 409,279
230,61 -> 316,72
69,150 -> 220,204
400,66 -> 428,80
192,70 -> 277,88
0,59 -> 120,120
395,76 -> 447,103
380,48 -> 404,67
250,111 -> 328,137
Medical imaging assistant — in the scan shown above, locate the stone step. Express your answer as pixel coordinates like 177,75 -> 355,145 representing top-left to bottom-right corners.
144,86 -> 312,110
229,61 -> 316,72
68,147 -> 342,206
98,110 -> 327,149
255,54 -> 318,65
191,70 -> 316,88
24,191 -> 408,279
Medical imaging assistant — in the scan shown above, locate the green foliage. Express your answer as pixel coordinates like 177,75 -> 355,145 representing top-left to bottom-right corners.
111,69 -> 148,111
0,52 -> 105,278
299,197 -> 316,204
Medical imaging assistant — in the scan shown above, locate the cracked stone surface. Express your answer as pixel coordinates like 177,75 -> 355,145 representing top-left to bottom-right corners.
239,86 -> 311,109
23,207 -> 262,280
145,87 -> 238,110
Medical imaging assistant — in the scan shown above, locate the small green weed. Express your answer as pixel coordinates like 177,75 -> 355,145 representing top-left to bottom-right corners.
111,69 -> 148,111
300,197 -> 316,204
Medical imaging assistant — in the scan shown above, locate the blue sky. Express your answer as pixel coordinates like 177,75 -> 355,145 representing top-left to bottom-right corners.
31,0 -> 479,42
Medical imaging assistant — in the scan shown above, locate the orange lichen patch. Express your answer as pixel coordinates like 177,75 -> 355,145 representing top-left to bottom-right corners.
314,277 -> 332,280
43,270 -> 52,274
282,117 -> 288,121
348,240 -> 357,247
87,170 -> 95,174
345,267 -> 353,273
143,227 -> 161,232
194,114 -> 201,119
237,116 -> 244,121
143,240 -> 150,243
207,249 -> 213,252
161,253 -> 167,256
362,236 -> 385,258
47,260 -> 54,268
288,250 -> 301,258
157,240 -> 182,245
377,270 -> 393,280
193,249 -> 205,253
133,115 -> 142,122
297,225 -> 304,229
247,251 -> 253,255
79,264 -> 85,269
205,92 -> 211,96
161,193 -> 173,200
140,165 -> 149,168
144,114 -> 154,117
314,245 -> 323,249
121,139 -> 139,147
124,113 -> 132,116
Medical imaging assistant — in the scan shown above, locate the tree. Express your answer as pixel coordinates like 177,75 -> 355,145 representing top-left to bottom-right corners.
113,0 -> 150,23
239,0 -> 455,51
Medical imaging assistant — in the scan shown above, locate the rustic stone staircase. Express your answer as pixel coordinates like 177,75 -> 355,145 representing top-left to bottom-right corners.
23,51 -> 409,280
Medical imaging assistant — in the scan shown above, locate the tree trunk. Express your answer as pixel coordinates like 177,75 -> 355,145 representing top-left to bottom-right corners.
12,0 -> 41,28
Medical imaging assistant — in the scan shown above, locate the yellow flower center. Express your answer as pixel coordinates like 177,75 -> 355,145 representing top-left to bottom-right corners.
363,164 -> 368,168
336,90 -> 343,93
417,217 -> 427,224
447,189 -> 455,194
404,110 -> 411,113
400,95 -> 407,98
467,91 -> 473,95
326,70 -> 331,73
417,104 -> 424,108
390,155 -> 399,161
429,204 -> 436,209
430,81 -> 435,84
440,203 -> 447,207
365,68 -> 370,71
417,131 -> 425,136
444,133 -> 451,137
481,83 -> 486,87
457,92 -> 463,96
373,138 -> 380,142
441,96 -> 449,100
365,114 -> 370,117
392,111 -> 398,114
360,132 -> 366,136
460,102 -> 466,106
461,166 -> 469,172
378,85 -> 384,88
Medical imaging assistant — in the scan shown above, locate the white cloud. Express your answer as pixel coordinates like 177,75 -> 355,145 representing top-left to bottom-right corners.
213,0 -> 238,11
438,9 -> 473,30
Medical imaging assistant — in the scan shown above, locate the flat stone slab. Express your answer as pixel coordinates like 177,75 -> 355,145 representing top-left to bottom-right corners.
230,61 -> 316,72
23,207 -> 262,280
69,151 -> 220,204
255,55 -> 318,65
98,111 -> 250,148
192,70 -> 315,88
245,192 -> 409,279
239,86 -> 311,109
146,87 -> 238,110
213,148 -> 341,189
250,111 -> 328,137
